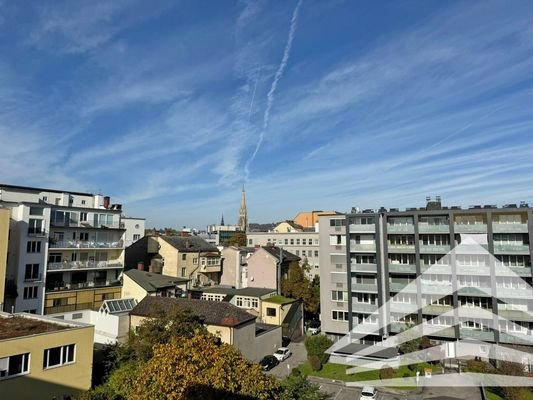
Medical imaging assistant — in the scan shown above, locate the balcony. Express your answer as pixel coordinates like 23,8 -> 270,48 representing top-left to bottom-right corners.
420,264 -> 451,274
460,329 -> 494,342
388,244 -> 415,253
419,282 -> 452,295
457,286 -> 492,297
499,331 -> 533,345
493,244 -> 530,255
350,243 -> 376,253
44,302 -> 95,314
46,280 -> 121,293
349,224 -> 375,233
492,223 -> 528,233
47,260 -> 123,271
351,263 -> 377,273
418,224 -> 450,234
422,304 -> 452,315
49,240 -> 123,249
506,267 -> 532,277
389,282 -> 413,292
498,309 -> 533,322
200,264 -> 221,273
387,224 -> 415,234
51,220 -> 122,229
390,302 -> 418,313
351,283 -> 379,293
27,228 -> 47,237
352,302 -> 378,313
330,245 -> 346,254
388,264 -> 416,274
454,223 -> 487,234
495,286 -> 533,299
419,244 -> 451,254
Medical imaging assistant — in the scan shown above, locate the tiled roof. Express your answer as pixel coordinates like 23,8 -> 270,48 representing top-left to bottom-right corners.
125,269 -> 189,292
160,235 -> 219,253
130,297 -> 256,327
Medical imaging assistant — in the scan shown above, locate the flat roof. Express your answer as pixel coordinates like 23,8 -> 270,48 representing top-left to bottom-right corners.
0,183 -> 93,197
0,314 -> 72,340
335,343 -> 398,359
263,295 -> 296,305
191,286 -> 276,297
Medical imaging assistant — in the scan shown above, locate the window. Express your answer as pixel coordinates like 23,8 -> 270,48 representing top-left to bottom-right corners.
48,253 -> 62,263
302,250 -> 306,256
80,212 -> 88,222
193,258 -> 198,265
296,239 -> 300,245
81,200 -> 86,205
23,286 -> 38,299
133,234 -> 140,241
314,250 -> 319,257
295,250 -> 299,256
182,254 -> 187,261
248,239 -> 253,245
266,307 -> 277,317
284,239 -> 288,245
290,239 -> 294,245
302,239 -> 306,245
24,264 -> 39,281
42,196 -> 47,201
331,291 -> 347,301
29,207 -> 44,216
43,344 -> 75,369
330,219 -> 346,227
0,353 -> 30,379
332,310 -> 349,321
26,241 -> 41,253
28,219 -> 44,235
181,267 -> 187,277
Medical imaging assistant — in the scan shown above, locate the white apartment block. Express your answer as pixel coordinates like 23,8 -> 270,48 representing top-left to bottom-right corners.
0,184 -> 141,315
121,217 -> 145,247
246,231 -> 320,279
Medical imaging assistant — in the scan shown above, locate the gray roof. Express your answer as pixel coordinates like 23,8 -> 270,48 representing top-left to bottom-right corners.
191,286 -> 276,298
130,296 -> 256,327
160,235 -> 219,253
261,246 -> 301,262
125,269 -> 188,292
335,343 -> 398,359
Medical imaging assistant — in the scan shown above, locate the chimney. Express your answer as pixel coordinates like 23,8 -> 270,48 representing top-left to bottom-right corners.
148,264 -> 154,273
103,196 -> 111,209
137,262 -> 145,271
185,239 -> 191,249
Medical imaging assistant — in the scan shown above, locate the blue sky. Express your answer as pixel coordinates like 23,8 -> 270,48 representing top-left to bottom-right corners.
1,1 -> 533,229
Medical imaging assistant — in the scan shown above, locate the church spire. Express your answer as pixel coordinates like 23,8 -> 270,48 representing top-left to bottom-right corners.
220,214 -> 225,226
237,185 -> 248,232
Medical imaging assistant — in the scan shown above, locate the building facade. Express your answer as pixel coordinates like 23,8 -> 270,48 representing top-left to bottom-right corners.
294,210 -> 339,229
121,217 -> 145,248
0,208 -> 9,306
0,184 -> 135,314
320,198 -> 533,347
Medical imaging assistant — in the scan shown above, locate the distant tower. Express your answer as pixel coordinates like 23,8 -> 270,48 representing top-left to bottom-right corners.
237,185 -> 248,232
220,214 -> 225,226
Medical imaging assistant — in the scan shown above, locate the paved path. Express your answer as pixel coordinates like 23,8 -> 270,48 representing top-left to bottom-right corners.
269,340 -> 307,378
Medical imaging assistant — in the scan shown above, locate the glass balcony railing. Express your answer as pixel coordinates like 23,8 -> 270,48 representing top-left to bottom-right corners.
47,260 -> 123,271
418,224 -> 450,233
351,302 -> 378,313
492,223 -> 528,233
387,224 -> 415,234
49,240 -> 123,249
350,243 -> 376,252
493,244 -> 530,254
351,263 -> 377,273
419,244 -> 451,253
454,223 -> 487,233
349,224 -> 376,233
388,264 -> 416,274
388,244 -> 416,253
351,283 -> 379,292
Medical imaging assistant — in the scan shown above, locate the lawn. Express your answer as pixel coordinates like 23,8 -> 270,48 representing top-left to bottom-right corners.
486,388 -> 533,400
300,361 -> 435,384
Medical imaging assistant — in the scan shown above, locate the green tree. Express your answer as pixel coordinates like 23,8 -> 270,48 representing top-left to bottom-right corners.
282,262 -> 320,314
278,369 -> 329,400
498,361 -> 527,400
398,322 -> 422,355
223,232 -> 247,247
130,335 -> 279,400
305,335 -> 334,365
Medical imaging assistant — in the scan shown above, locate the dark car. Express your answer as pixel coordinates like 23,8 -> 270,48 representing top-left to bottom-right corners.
259,355 -> 279,371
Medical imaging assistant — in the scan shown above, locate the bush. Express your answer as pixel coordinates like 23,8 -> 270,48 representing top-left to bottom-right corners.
379,366 -> 394,380
305,335 -> 333,365
308,355 -> 322,371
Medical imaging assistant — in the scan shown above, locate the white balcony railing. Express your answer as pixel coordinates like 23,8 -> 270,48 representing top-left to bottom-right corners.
47,260 -> 123,271
49,240 -> 123,249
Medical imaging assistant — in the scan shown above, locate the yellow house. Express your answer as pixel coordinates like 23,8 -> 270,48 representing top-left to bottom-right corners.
0,208 -> 9,304
122,268 -> 189,302
261,295 -> 304,340
130,296 -> 281,361
0,311 -> 94,400
273,220 -> 304,233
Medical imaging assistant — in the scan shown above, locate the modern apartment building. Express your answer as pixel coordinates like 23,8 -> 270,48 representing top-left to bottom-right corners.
0,208 -> 9,304
0,311 -> 94,399
0,184 -> 132,314
320,198 -> 533,347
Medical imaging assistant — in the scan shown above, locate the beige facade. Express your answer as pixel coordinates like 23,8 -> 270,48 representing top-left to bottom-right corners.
220,247 -> 250,289
246,247 -> 299,290
0,312 -> 94,400
0,208 -> 9,305
261,297 -> 297,325
122,274 -> 150,302
44,286 -> 122,314
294,211 -> 338,229
273,221 -> 302,233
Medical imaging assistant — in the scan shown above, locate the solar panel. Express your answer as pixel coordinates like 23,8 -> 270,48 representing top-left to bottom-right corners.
99,298 -> 137,314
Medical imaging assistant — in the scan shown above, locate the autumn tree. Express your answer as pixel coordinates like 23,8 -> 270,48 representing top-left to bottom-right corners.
282,262 -> 320,315
278,369 -> 329,400
130,335 -> 279,400
223,232 -> 247,247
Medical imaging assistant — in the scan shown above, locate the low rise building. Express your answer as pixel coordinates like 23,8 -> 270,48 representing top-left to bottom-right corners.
294,211 -> 339,229
122,268 -> 189,302
130,296 -> 281,361
246,246 -> 300,291
261,295 -> 304,340
121,217 -> 145,247
0,311 -> 94,399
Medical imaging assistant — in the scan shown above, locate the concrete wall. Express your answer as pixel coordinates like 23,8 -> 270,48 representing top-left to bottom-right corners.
247,249 -> 277,289
0,208 -> 9,306
220,247 -> 239,287
254,326 -> 282,361
232,321 -> 256,360
0,317 -> 94,399
121,274 -> 149,302
122,217 -> 145,248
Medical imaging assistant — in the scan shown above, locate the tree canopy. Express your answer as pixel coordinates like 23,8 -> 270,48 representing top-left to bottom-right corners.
281,262 -> 320,315
223,232 -> 247,247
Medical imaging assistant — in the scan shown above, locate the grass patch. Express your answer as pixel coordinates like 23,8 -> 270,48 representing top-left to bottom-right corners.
300,361 -> 435,385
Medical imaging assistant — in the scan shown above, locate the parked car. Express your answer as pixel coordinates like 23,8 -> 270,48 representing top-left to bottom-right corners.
307,320 -> 321,335
258,355 -> 279,371
359,386 -> 377,400
273,347 -> 292,362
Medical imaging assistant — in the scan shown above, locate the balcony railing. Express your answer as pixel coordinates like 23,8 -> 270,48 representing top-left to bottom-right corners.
47,260 -> 123,271
492,223 -> 528,233
387,224 -> 415,234
27,229 -> 47,237
351,283 -> 379,292
454,223 -> 487,233
46,280 -> 121,292
493,244 -> 530,254
44,302 -> 95,314
459,328 -> 494,342
349,224 -> 376,233
422,304 -> 453,315
350,243 -> 376,252
388,244 -> 415,253
49,240 -> 123,249
388,264 -> 416,274
419,244 -> 451,254
51,220 -> 121,229
351,302 -> 378,313
351,263 -> 377,273
418,224 -> 450,234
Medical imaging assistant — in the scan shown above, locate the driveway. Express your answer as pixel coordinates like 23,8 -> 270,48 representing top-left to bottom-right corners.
268,340 -> 307,378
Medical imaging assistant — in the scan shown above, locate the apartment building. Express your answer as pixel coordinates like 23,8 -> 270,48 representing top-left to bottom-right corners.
0,208 -> 9,304
121,217 -> 145,247
0,184 -> 130,314
247,231 -> 320,278
320,198 -> 533,347
0,311 -> 94,399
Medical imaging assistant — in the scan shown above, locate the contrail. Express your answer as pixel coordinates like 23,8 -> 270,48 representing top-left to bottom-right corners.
244,0 -> 303,180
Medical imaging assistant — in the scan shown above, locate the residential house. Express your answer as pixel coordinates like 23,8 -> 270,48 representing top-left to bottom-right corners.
130,296 -> 281,361
273,220 -> 304,233
247,246 -> 300,291
121,217 -> 145,247
122,268 -> 189,302
261,295 -> 304,340
220,246 -> 254,289
0,311 -> 94,399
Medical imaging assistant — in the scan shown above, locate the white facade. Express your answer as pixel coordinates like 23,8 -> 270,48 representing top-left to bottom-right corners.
247,231 -> 321,279
121,217 -> 145,247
